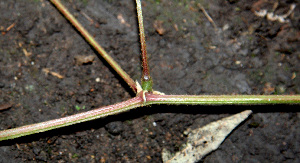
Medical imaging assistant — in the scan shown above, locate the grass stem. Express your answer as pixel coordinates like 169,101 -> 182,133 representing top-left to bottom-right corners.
1,93 -> 299,141
136,0 -> 153,92
50,0 -> 137,93
0,96 -> 144,141
146,94 -> 300,105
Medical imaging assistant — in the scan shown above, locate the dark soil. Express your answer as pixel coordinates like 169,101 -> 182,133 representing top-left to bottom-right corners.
0,0 -> 299,162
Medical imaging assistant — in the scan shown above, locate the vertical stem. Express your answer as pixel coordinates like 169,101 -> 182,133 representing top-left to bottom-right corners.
136,0 -> 153,92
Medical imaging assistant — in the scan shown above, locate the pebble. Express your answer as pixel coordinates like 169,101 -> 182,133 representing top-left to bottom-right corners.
105,121 -> 124,135
36,151 -> 47,162
33,147 -> 41,155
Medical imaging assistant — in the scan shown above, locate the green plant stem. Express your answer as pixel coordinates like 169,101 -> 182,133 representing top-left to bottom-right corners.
50,0 -> 137,93
136,0 -> 153,92
0,96 -> 145,141
1,93 -> 299,141
146,94 -> 300,105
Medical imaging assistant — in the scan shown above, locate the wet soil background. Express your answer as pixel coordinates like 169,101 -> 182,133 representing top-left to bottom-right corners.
0,0 -> 299,162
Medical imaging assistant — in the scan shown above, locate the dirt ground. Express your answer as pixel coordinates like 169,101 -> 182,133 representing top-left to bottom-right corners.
0,0 -> 299,162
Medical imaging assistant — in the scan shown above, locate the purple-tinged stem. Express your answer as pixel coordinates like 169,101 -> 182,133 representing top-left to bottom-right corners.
0,96 -> 145,141
136,0 -> 153,92
1,93 -> 299,141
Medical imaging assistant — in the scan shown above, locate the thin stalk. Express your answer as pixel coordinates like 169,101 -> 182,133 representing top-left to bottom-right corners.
50,0 -> 137,93
146,94 -> 300,105
136,0 -> 153,92
1,93 -> 298,141
0,96 -> 145,141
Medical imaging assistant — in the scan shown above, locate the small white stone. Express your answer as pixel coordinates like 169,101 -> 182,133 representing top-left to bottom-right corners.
235,61 -> 241,65
222,24 -> 229,31
153,122 -> 157,127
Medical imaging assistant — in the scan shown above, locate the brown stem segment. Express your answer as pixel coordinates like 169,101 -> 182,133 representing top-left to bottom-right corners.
136,0 -> 153,92
50,0 -> 137,93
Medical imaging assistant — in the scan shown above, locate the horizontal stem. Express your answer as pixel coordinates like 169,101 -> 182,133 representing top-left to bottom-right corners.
1,94 -> 299,141
0,97 -> 144,141
146,94 -> 300,105
50,0 -> 137,93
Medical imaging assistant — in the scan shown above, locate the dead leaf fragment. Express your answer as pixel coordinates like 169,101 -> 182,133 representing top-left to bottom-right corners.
74,55 -> 95,65
18,41 -> 32,57
1,22 -> 16,35
117,14 -> 131,27
173,24 -> 178,31
43,68 -> 64,79
153,20 -> 165,35
6,22 -> 16,32
22,48 -> 32,57
0,103 -> 13,111
162,110 -> 252,163
291,72 -> 296,80
263,82 -> 275,94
